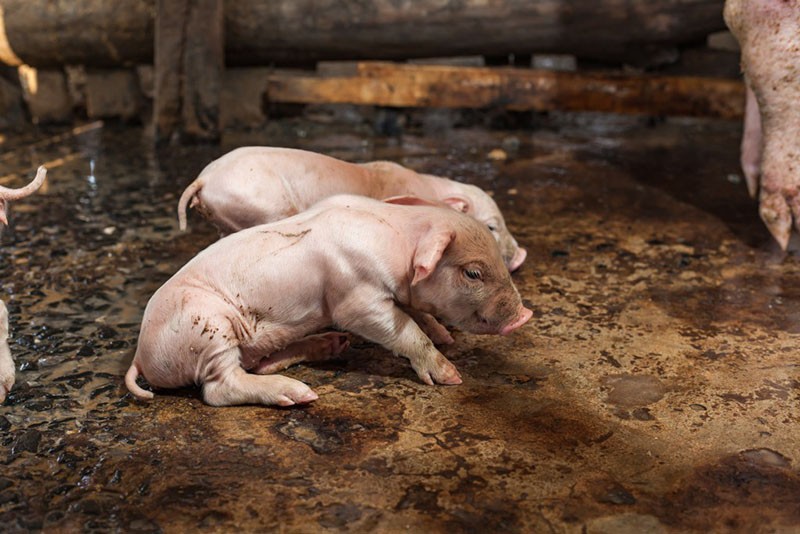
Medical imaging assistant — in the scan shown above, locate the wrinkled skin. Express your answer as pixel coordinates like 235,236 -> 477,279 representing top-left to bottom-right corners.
128,195 -> 532,407
0,166 -> 47,403
177,147 -> 527,271
725,0 -> 800,250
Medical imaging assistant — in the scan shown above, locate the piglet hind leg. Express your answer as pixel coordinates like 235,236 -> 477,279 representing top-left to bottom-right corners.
252,331 -> 351,375
202,347 -> 319,407
336,300 -> 461,386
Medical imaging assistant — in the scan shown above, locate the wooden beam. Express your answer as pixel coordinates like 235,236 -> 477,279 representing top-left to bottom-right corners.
265,62 -> 745,119
1,0 -> 725,69
154,0 -> 223,143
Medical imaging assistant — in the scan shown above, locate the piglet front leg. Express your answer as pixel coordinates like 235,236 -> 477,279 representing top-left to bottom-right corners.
252,331 -> 351,375
336,297 -> 462,385
402,307 -> 455,346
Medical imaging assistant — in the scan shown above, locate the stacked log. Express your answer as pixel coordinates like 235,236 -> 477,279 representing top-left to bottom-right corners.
0,0 -> 726,68
0,0 -> 737,137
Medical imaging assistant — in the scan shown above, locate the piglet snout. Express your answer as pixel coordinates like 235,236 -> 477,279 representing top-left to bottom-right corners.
500,306 -> 533,335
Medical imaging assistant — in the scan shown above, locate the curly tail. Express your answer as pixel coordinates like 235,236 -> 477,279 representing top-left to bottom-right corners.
0,166 -> 47,200
177,177 -> 204,231
125,361 -> 154,400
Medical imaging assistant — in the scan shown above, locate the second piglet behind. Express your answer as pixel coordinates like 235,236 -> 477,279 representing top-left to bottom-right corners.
177,147 -> 527,271
128,195 -> 531,407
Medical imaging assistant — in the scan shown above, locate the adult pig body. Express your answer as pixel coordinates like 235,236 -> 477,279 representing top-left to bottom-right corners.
130,195 -> 531,406
725,0 -> 800,249
178,147 -> 526,270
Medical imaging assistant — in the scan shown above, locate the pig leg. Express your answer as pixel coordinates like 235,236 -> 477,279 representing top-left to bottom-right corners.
0,301 -> 13,403
137,296 -> 320,407
252,331 -> 351,375
403,308 -> 455,345
335,299 -> 462,385
725,0 -> 800,249
202,347 -> 319,407
741,82 -> 763,198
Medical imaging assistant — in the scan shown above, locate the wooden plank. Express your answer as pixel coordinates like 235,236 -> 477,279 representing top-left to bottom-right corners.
266,62 -> 745,119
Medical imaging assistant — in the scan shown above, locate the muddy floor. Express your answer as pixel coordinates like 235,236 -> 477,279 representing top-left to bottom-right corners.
1,112 -> 799,533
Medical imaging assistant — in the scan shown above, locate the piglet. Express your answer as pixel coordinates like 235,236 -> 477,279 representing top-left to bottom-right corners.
1,166 -> 47,403
177,147 -> 527,271
127,195 -> 532,406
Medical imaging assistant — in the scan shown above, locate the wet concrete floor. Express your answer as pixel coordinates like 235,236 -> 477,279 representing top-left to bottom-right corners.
1,113 -> 799,532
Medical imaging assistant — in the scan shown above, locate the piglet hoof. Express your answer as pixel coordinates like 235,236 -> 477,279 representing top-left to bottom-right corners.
414,356 -> 462,386
327,332 -> 351,357
429,329 -> 455,346
415,313 -> 455,346
432,360 -> 462,385
420,320 -> 454,345
275,387 -> 319,407
267,379 -> 320,407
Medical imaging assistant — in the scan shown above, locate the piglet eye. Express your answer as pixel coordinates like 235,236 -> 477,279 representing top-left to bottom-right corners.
487,224 -> 497,232
464,269 -> 482,280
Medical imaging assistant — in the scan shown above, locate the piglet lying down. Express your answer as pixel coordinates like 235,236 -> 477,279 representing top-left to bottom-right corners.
127,195 -> 532,406
178,147 -> 527,271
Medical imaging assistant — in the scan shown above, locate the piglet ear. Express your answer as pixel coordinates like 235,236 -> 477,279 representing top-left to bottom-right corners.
383,195 -> 440,207
442,196 -> 470,213
412,229 -> 455,286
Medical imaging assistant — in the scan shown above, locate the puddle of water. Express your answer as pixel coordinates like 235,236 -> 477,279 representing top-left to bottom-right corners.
602,374 -> 667,408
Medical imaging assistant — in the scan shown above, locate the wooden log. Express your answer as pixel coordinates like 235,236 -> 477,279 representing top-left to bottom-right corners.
265,62 -> 745,119
0,0 -> 154,68
154,0 -> 223,143
226,0 -> 728,66
0,0 -> 727,68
